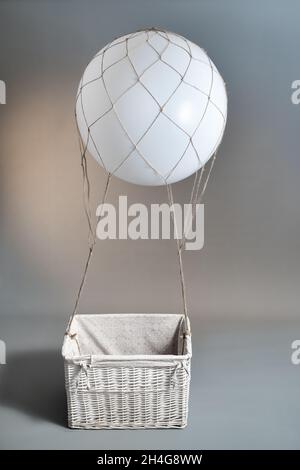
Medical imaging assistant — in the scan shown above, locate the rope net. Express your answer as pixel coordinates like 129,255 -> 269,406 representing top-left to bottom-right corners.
66,28 -> 225,336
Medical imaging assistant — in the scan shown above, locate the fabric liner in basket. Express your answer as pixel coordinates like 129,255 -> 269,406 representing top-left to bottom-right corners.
64,313 -> 187,358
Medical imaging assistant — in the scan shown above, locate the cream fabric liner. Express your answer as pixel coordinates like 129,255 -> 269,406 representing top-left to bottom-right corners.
63,313 -> 186,360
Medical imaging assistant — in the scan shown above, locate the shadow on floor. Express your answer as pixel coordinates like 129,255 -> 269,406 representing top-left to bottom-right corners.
0,349 -> 66,426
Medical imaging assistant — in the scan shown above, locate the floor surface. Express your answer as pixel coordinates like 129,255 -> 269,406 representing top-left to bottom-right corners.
0,314 -> 299,449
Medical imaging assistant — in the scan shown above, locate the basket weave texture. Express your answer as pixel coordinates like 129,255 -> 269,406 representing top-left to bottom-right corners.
62,313 -> 191,429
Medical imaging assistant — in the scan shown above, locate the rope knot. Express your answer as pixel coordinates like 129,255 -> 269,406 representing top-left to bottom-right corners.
170,360 -> 190,388
170,362 -> 182,388
75,361 -> 91,390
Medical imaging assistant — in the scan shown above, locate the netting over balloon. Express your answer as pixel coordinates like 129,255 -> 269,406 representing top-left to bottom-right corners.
66,28 -> 227,335
75,28 -> 227,186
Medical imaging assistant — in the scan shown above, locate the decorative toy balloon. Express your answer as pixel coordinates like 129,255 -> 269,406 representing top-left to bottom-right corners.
76,28 -> 227,186
64,30 -> 228,430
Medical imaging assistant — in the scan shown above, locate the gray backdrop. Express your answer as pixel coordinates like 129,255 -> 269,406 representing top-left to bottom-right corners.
0,0 -> 299,449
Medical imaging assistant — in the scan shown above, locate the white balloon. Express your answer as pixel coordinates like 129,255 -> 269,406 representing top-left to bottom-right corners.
76,29 -> 227,186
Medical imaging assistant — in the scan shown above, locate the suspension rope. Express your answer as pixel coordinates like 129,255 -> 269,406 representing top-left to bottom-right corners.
65,170 -> 111,335
166,184 -> 189,335
66,28 -> 223,339
180,149 -> 218,250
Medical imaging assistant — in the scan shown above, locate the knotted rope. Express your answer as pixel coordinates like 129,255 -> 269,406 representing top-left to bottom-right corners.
66,27 -> 222,341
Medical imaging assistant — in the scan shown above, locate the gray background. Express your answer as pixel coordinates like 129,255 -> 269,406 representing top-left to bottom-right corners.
0,0 -> 299,449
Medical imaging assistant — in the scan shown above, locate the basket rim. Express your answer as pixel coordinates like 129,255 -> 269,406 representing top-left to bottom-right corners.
67,312 -> 186,318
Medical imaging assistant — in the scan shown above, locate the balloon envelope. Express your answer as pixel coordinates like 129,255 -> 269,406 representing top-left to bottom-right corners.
76,29 -> 227,186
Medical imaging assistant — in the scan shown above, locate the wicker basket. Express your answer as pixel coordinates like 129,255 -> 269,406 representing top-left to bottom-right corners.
62,313 -> 191,429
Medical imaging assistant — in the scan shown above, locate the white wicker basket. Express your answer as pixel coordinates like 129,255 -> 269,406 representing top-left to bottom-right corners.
62,313 -> 191,429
